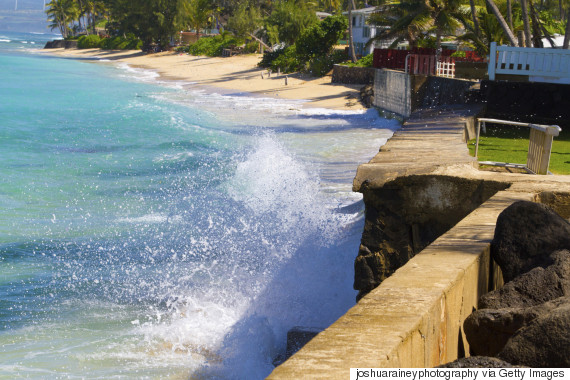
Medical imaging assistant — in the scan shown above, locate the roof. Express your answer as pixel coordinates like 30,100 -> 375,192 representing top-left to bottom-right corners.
342,6 -> 379,16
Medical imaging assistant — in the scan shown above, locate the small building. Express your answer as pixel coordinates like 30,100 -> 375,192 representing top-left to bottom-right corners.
342,6 -> 395,57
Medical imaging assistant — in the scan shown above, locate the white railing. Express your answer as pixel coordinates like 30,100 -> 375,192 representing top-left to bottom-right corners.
488,41 -> 570,83
436,60 -> 455,78
475,118 -> 562,174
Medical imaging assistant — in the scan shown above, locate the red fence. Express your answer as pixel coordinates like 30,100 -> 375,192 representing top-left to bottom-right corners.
373,48 -> 485,71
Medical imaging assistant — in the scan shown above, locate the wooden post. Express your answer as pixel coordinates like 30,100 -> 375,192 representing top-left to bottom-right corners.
285,76 -> 288,85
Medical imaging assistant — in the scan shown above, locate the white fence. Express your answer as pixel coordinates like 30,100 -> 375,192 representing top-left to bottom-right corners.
488,41 -> 570,84
436,60 -> 455,78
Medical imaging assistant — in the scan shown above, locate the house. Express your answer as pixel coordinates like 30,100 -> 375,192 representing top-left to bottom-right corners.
342,6 -> 395,56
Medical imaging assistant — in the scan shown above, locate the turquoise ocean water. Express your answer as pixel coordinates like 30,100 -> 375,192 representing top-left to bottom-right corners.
0,31 -> 399,379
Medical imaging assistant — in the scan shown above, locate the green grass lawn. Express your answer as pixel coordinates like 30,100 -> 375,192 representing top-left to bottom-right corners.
467,124 -> 570,175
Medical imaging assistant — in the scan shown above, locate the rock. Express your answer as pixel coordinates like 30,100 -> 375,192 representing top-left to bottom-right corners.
480,250 -> 570,309
359,84 -> 374,108
498,297 -> 570,367
464,298 -> 565,356
491,201 -> 570,282
273,326 -> 321,366
464,308 -> 538,356
43,40 -> 78,49
438,356 -> 518,368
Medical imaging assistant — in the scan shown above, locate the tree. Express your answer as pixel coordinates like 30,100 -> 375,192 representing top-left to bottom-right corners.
226,1 -> 261,38
265,0 -> 318,45
564,6 -> 570,48
46,0 -> 79,37
520,0 -> 532,45
103,0 -> 179,51
179,0 -> 214,40
296,15 -> 348,59
348,0 -> 357,62
485,0 -> 518,45
368,0 -> 463,52
469,0 -> 481,37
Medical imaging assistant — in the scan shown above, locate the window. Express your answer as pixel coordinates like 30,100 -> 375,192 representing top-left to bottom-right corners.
363,26 -> 370,38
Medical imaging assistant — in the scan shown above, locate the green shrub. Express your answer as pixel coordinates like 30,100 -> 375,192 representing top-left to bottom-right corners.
270,45 -> 303,73
308,49 -> 347,76
98,35 -> 142,50
244,41 -> 258,54
344,53 -> 373,67
295,15 -> 348,61
187,34 -> 244,57
77,35 -> 101,49
258,48 -> 284,68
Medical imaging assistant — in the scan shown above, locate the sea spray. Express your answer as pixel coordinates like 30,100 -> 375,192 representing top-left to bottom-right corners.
1,32 -> 397,379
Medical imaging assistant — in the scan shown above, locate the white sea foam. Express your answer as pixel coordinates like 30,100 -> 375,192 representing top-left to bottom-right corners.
153,151 -> 194,163
117,213 -> 183,224
0,39 -> 11,43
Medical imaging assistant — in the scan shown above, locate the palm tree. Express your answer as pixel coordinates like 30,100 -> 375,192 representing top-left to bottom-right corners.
368,0 -> 434,48
485,0 -> 518,45
368,0 -> 464,53
348,0 -> 357,62
46,0 -> 79,38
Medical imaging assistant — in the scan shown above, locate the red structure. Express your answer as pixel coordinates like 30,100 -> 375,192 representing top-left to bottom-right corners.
372,48 -> 485,73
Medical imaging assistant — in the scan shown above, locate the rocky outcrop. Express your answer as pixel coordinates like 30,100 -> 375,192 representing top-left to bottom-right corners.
480,249 -> 570,309
354,175 -> 507,300
44,40 -> 78,49
498,297 -> 570,367
360,85 -> 374,108
439,356 -> 518,368
491,201 -> 570,282
464,297 -> 567,356
464,201 -> 570,367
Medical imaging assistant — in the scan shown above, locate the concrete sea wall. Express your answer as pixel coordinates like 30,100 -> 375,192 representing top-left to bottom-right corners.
372,69 -> 477,117
269,98 -> 570,376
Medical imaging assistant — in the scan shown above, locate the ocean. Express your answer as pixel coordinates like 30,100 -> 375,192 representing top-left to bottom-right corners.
0,31 -> 399,379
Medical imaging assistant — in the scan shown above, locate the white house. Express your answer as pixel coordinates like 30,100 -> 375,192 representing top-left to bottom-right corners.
343,6 -> 395,56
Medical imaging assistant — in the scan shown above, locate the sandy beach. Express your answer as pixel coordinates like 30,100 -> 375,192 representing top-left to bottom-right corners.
42,48 -> 365,111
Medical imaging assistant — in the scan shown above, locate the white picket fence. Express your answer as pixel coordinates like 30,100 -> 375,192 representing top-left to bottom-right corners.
436,60 -> 455,78
488,41 -> 570,84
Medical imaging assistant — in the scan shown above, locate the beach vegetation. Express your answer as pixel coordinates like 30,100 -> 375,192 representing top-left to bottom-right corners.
77,34 -> 101,48
185,33 -> 243,56
259,15 -> 348,75
226,1 -> 262,39
342,53 -> 374,67
97,34 -> 143,49
178,0 -> 216,40
46,0 -> 79,38
264,0 -> 318,45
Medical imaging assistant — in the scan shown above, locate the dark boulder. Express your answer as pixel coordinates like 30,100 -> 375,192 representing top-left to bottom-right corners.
480,250 -> 570,309
439,356 -> 518,368
464,297 -> 565,356
491,201 -> 570,282
498,297 -> 570,367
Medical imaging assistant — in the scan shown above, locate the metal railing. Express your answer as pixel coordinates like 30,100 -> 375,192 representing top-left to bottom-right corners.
475,118 -> 562,174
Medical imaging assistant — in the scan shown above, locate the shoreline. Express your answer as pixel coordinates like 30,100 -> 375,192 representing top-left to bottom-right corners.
40,48 -> 366,111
